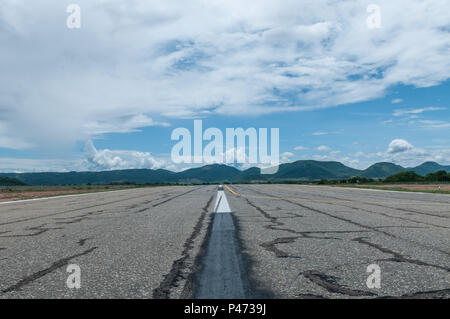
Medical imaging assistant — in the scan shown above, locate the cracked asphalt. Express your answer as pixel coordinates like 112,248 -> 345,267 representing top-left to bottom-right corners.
0,184 -> 449,298
0,186 -> 214,298
228,184 -> 450,298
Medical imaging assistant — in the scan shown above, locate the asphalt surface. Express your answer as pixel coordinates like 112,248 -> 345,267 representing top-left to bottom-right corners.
0,184 -> 449,298
0,186 -> 214,298
195,190 -> 250,299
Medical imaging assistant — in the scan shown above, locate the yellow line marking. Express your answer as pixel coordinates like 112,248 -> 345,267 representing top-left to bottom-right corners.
224,185 -> 450,207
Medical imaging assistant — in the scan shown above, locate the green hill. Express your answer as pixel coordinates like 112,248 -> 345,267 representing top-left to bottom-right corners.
176,164 -> 241,183
0,177 -> 27,186
273,160 -> 361,180
361,162 -> 405,178
1,160 -> 449,185
0,169 -> 176,185
408,161 -> 450,175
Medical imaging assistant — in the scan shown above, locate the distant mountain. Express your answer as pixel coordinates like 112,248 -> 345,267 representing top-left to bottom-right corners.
273,160 -> 361,180
0,177 -> 27,186
408,161 -> 450,176
1,160 -> 449,185
361,162 -> 405,178
176,164 -> 241,183
0,169 -> 176,185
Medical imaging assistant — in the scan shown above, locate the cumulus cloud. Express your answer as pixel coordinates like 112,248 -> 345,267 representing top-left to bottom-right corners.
1,0 -> 449,151
391,98 -> 403,104
83,140 -> 168,171
294,145 -> 308,151
387,139 -> 413,154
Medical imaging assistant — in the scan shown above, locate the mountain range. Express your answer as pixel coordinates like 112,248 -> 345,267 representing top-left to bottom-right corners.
1,161 -> 449,185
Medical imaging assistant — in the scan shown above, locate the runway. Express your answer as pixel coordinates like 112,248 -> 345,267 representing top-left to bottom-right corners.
0,184 -> 448,298
226,184 -> 450,298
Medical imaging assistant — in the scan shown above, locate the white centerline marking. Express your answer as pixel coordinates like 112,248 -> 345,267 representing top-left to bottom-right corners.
214,190 -> 231,213
196,186 -> 246,298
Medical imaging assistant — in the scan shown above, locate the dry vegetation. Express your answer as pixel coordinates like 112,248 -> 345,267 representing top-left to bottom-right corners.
0,185 -> 138,202
336,184 -> 450,194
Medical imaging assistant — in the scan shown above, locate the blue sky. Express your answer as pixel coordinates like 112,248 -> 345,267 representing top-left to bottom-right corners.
0,0 -> 449,172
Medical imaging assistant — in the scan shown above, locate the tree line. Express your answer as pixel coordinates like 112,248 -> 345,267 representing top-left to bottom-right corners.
316,170 -> 450,184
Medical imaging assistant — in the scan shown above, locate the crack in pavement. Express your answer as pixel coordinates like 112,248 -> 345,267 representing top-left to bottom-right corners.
296,293 -> 327,299
241,186 -> 398,239
353,237 -> 450,272
54,212 -> 95,225
261,237 -> 302,258
380,289 -> 450,299
250,185 -> 450,230
78,237 -> 92,246
152,193 -> 214,299
0,192 -> 167,226
132,194 -> 172,214
273,185 -> 450,219
1,247 -> 98,293
244,198 -> 303,258
331,201 -> 449,230
233,185 -> 450,297
359,201 -> 450,220
373,225 -> 428,229
302,270 -> 377,297
244,197 -> 369,258
241,186 -> 450,258
152,187 -> 202,208
0,224 -> 64,238
244,186 -> 450,264
1,194 -> 175,238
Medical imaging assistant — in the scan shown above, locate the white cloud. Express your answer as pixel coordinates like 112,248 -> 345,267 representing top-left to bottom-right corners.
1,0 -> 449,151
84,114 -> 170,135
387,139 -> 413,154
0,123 -> 34,150
0,136 -> 34,150
83,140 -> 169,171
0,158 -> 83,173
312,131 -> 328,136
281,151 -> 294,157
391,98 -> 403,104
311,138 -> 450,169
316,145 -> 331,152
280,151 -> 295,163
393,107 -> 446,117
294,145 -> 308,151
2,138 -> 449,173
352,139 -> 450,168
419,120 -> 450,129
